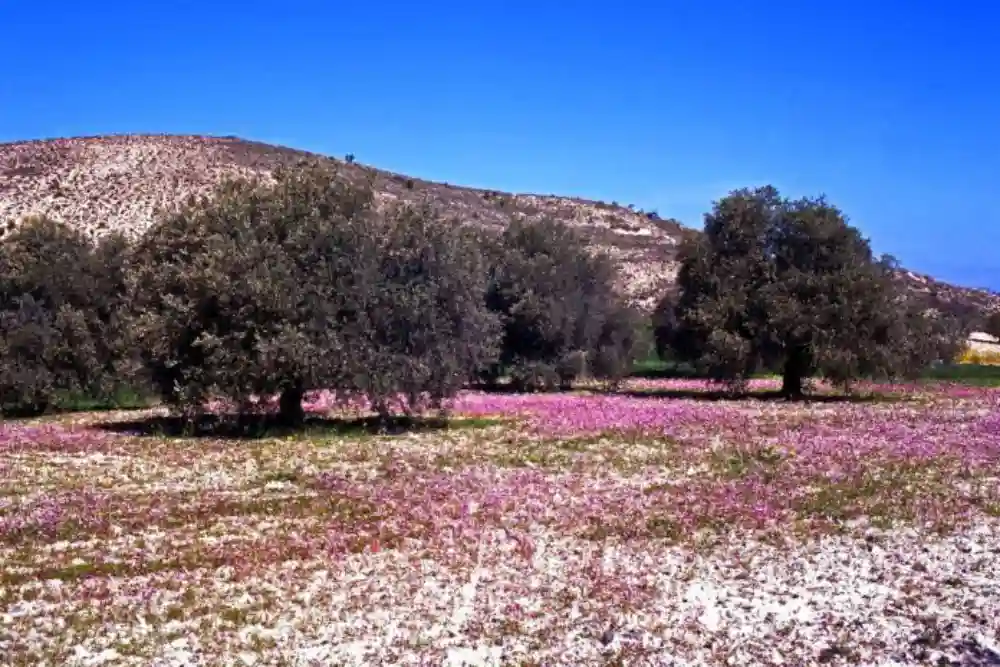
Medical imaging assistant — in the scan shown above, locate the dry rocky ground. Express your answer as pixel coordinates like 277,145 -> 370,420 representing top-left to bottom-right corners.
1,379 -> 999,666
2,134 -> 997,313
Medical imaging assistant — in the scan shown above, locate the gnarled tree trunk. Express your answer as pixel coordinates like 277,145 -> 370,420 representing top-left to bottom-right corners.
277,382 -> 305,427
781,349 -> 809,399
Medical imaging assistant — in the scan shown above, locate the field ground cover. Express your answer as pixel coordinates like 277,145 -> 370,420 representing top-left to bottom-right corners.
1,380 -> 999,666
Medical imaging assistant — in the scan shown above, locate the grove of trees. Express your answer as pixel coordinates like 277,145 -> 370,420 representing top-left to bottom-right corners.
0,169 -> 972,419
128,165 -> 503,425
0,161 -> 639,421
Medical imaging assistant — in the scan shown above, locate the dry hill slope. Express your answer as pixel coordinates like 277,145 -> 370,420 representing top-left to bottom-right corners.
1,134 -> 996,316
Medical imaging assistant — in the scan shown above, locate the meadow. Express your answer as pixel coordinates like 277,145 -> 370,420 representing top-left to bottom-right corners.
2,379 -> 999,666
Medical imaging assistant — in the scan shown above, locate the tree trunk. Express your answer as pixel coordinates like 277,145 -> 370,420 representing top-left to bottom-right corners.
781,353 -> 807,399
277,383 -> 305,427
370,393 -> 393,424
781,368 -> 804,399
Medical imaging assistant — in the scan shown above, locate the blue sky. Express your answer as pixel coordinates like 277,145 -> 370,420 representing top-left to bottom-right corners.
3,1 -> 998,290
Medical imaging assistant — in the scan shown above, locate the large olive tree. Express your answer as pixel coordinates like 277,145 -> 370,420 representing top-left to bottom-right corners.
129,162 -> 499,424
348,201 -> 501,415
655,186 -> 966,397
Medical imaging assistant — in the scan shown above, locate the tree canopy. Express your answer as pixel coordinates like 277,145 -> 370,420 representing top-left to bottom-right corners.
655,186 -> 966,396
129,162 -> 499,424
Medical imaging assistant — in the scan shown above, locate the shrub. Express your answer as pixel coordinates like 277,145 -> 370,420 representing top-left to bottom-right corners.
985,311 -> 1000,339
129,162 -> 498,424
485,218 -> 640,390
957,347 -> 1000,366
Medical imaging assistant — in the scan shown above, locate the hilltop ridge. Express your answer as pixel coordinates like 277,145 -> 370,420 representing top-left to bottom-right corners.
1,134 -> 995,316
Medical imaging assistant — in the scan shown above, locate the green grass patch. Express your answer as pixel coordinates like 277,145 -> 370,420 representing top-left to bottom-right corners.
446,417 -> 506,430
920,363 -> 1000,386
629,356 -> 777,381
708,444 -> 788,479
644,516 -> 685,540
52,385 -> 156,412
629,358 -> 702,379
791,461 -> 953,527
982,501 -> 1000,517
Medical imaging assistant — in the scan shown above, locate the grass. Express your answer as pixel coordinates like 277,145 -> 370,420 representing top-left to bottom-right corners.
791,461 -> 945,527
51,385 -> 156,412
629,357 -> 771,380
707,443 -> 788,479
920,363 -> 1000,386
629,358 -> 703,379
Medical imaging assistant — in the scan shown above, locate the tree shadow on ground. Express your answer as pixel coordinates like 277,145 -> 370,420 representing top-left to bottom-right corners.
1,392 -> 155,420
95,413 -> 496,440
467,382 -> 573,395
627,367 -> 705,381
469,380 -> 896,404
615,387 -> 895,404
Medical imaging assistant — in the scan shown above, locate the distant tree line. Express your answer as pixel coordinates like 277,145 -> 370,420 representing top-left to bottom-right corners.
0,166 -> 971,420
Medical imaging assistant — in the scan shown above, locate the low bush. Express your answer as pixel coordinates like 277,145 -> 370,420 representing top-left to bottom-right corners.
956,347 -> 1000,366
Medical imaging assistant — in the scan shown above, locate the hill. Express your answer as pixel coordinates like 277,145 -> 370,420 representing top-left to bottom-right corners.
1,134 -> 996,316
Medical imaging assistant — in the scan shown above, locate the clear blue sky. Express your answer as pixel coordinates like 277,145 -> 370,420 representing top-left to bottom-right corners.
2,1 -> 998,290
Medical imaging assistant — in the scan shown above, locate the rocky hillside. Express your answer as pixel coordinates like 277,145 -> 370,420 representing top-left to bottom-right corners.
1,134 -> 996,315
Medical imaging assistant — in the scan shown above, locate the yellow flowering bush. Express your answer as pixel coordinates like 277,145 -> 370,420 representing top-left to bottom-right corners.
957,347 -> 1000,365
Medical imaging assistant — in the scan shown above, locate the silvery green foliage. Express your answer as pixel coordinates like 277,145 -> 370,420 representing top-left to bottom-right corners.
657,186 -> 968,397
0,217 -> 129,416
485,218 -> 641,391
130,161 -> 500,423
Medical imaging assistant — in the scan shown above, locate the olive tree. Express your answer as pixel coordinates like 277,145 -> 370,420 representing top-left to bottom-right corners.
985,311 -> 1000,339
342,201 -> 501,415
485,218 -> 640,390
0,216 -> 128,416
656,186 -> 966,397
129,162 -> 499,424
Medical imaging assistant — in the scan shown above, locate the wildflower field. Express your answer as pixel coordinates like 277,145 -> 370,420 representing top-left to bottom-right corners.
2,380 -> 1000,666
